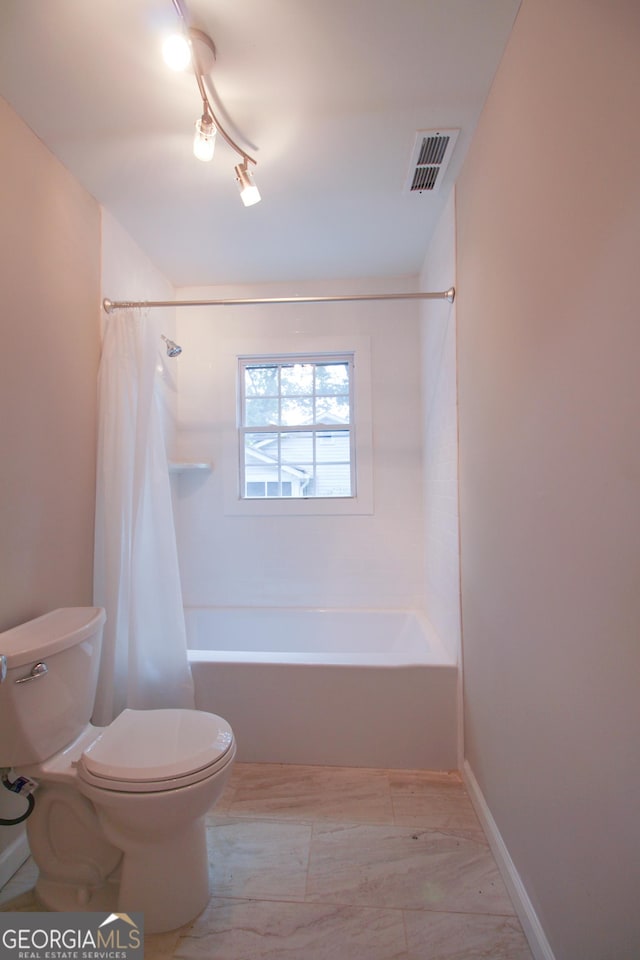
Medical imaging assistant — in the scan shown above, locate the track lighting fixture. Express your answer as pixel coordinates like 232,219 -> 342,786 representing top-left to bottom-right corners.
164,0 -> 261,205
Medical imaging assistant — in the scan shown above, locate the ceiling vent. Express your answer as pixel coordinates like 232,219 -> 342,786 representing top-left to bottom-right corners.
405,129 -> 460,194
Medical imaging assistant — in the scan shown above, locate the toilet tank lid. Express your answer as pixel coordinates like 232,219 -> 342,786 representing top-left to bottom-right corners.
0,607 -> 106,669
80,708 -> 234,783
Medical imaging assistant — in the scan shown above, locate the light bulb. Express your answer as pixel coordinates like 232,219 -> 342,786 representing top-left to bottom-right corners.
235,163 -> 261,206
193,116 -> 216,161
162,34 -> 191,71
240,182 -> 261,206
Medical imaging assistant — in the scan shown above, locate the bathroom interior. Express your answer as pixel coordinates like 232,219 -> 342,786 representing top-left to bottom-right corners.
0,1 -> 638,959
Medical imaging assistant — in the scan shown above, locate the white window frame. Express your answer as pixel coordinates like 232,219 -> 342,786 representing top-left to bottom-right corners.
220,335 -> 373,516
239,352 -> 356,501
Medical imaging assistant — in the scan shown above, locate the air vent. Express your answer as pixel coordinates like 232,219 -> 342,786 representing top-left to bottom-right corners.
405,128 -> 460,194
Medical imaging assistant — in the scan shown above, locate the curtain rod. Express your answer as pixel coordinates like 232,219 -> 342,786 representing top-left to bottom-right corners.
102,288 -> 455,313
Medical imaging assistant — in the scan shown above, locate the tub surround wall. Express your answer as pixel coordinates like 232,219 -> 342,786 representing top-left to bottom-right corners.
456,1 -> 640,958
173,276 -> 426,612
101,210 -> 175,323
0,95 -> 100,881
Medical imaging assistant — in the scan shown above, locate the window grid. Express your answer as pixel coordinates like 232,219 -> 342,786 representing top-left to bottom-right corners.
239,354 -> 355,499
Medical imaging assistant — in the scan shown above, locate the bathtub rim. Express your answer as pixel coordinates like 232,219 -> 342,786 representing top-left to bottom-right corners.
184,605 -> 456,668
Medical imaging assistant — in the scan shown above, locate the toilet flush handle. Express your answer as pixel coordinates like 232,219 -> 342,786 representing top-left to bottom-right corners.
15,662 -> 48,684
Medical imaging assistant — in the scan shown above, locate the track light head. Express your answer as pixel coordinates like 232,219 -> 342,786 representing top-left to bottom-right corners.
235,161 -> 261,207
162,33 -> 191,71
193,113 -> 216,161
162,27 -> 215,73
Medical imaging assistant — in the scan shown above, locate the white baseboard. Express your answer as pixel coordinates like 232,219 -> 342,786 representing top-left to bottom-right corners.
463,761 -> 556,960
0,829 -> 30,889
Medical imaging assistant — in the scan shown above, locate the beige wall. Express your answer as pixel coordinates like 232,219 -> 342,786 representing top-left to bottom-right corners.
456,1 -> 640,958
0,96 -> 100,869
0,94 -> 101,628
419,191 -> 460,666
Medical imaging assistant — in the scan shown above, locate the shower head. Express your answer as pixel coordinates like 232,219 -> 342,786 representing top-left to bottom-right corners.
161,334 -> 182,358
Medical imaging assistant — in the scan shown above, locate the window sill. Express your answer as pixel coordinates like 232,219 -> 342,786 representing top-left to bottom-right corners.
224,492 -> 373,517
168,461 -> 212,474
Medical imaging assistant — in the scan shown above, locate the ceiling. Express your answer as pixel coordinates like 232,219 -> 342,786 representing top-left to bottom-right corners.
0,0 -> 520,288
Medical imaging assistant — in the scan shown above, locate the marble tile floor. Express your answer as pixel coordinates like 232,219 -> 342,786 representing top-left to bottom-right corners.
0,763 -> 533,959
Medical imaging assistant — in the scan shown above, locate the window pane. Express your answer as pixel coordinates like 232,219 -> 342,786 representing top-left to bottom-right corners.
315,362 -> 350,395
280,363 -> 313,396
316,396 -> 350,424
316,430 -> 351,462
245,397 -> 279,426
281,396 -> 313,425
244,432 -> 278,463
314,463 -> 352,497
245,365 -> 278,397
281,432 -> 313,464
246,481 -> 265,497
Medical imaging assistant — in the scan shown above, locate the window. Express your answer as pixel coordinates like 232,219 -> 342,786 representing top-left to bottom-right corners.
239,355 -> 354,499
220,334 -> 372,517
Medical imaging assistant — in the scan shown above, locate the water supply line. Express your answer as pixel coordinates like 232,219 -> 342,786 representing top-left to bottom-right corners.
0,769 -> 36,826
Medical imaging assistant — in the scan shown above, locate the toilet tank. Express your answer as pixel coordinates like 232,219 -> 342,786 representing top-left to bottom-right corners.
0,607 -> 106,767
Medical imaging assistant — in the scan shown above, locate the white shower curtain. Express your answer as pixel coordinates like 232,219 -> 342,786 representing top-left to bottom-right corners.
93,308 -> 194,725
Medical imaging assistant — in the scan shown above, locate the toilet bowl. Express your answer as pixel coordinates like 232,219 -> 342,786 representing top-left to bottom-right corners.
0,608 -> 236,933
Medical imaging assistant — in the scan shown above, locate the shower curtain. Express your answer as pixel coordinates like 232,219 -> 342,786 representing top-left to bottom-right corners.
92,308 -> 194,725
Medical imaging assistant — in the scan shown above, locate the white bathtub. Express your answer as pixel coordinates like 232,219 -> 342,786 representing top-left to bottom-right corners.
186,607 -> 458,769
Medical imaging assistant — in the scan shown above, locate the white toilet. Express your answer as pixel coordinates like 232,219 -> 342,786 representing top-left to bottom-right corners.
0,606 -> 236,933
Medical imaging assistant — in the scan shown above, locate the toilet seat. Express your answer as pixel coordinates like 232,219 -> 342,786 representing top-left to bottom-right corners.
77,708 -> 235,794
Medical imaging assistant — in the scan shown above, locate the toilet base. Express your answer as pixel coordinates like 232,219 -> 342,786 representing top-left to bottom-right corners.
80,752 -> 235,934
115,819 -> 210,933
34,820 -> 210,934
35,873 -> 120,914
